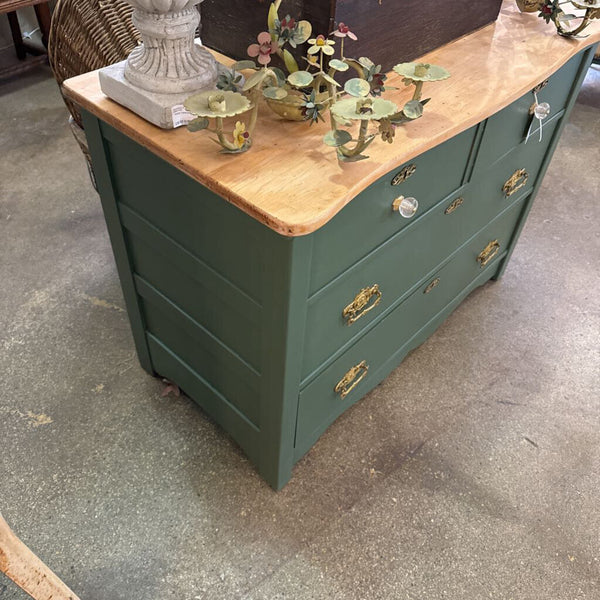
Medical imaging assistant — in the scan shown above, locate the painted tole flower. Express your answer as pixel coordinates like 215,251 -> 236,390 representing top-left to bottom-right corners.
273,15 -> 312,48
393,62 -> 451,83
333,23 -> 358,40
538,0 -> 559,23
331,97 -> 398,121
184,90 -> 252,119
217,67 -> 243,93
301,89 -> 326,125
379,119 -> 395,144
233,121 -> 251,149
308,35 -> 336,56
248,32 -> 279,66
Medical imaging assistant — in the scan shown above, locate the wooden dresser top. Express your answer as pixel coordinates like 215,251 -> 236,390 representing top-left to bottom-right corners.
64,1 -> 599,237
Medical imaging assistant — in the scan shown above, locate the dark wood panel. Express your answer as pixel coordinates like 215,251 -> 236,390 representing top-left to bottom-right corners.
200,0 -> 502,71
200,0 -> 334,63
335,0 -> 503,70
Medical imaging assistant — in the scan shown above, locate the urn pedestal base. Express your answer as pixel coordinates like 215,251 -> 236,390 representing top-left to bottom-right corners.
99,60 -> 195,130
99,52 -> 227,130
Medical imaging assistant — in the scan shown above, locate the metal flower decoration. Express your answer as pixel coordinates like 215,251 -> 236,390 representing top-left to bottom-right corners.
184,91 -> 254,153
517,0 -> 600,37
247,32 -> 279,66
185,0 -> 450,163
393,63 -> 451,100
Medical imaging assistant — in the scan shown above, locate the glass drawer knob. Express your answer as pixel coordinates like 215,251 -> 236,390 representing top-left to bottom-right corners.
392,196 -> 419,219
534,102 -> 551,121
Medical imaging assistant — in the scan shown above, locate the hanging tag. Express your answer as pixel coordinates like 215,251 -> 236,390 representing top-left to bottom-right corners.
534,100 -> 551,142
526,92 -> 551,144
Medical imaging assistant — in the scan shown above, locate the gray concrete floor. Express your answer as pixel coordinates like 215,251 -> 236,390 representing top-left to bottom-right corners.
1,63 -> 599,600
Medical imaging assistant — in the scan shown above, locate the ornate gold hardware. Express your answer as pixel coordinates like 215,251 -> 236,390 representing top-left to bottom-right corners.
533,79 -> 549,94
391,164 -> 417,186
503,168 -> 529,198
445,197 -> 464,215
516,0 -> 544,13
477,240 -> 501,268
424,278 -> 440,294
335,360 -> 369,399
342,284 -> 382,325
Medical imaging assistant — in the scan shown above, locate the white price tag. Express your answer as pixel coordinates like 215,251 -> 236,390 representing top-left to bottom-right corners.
171,104 -> 195,128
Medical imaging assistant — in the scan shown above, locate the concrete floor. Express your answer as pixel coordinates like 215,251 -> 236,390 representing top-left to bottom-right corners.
0,63 -> 599,600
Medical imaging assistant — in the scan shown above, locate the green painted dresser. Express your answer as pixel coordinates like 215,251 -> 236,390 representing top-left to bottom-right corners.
65,9 -> 599,488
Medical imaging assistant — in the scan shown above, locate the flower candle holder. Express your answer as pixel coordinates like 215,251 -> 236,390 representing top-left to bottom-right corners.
516,0 -> 600,37
99,0 -> 219,129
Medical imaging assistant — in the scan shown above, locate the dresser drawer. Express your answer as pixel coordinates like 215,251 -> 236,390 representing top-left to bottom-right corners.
471,112 -> 561,210
309,126 -> 478,294
474,52 -> 582,173
301,115 -> 558,380
296,196 -> 528,454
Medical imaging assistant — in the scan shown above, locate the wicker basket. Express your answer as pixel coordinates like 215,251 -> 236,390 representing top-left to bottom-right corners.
48,0 -> 140,128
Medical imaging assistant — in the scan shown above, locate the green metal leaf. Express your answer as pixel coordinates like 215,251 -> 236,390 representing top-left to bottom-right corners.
344,78 -> 371,98
321,73 -> 340,88
268,1 -> 281,33
329,59 -> 349,72
242,69 -> 268,91
287,70 -> 314,88
263,86 -> 288,100
187,117 -> 209,132
295,20 -> 312,45
338,151 -> 370,162
358,56 -> 375,70
402,100 -> 425,119
323,129 -> 353,147
333,113 -> 353,127
270,66 -> 287,86
283,49 -> 299,73
232,60 -> 257,71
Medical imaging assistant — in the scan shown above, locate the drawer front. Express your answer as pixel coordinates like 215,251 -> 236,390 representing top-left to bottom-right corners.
472,112 -> 561,209
296,196 -> 528,451
301,115 -> 558,380
474,52 -> 582,173
309,126 -> 478,294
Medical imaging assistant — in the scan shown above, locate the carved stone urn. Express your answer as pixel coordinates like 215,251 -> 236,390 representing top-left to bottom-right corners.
99,0 -> 219,129
124,0 -> 217,94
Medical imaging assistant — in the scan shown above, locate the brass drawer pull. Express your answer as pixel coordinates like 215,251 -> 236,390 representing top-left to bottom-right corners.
392,195 -> 419,218
503,168 -> 529,198
343,284 -> 382,326
335,360 -> 369,399
391,164 -> 416,186
532,79 -> 549,94
424,278 -> 440,294
445,197 -> 464,215
477,240 -> 501,268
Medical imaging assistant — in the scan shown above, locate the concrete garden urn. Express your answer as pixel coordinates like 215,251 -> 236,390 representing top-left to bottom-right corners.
124,0 -> 217,94
99,0 -> 219,129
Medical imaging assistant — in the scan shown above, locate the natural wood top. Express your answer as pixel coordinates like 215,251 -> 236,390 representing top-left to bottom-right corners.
63,1 -> 600,237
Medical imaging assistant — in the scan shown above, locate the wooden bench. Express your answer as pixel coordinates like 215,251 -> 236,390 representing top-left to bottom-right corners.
0,0 -> 51,77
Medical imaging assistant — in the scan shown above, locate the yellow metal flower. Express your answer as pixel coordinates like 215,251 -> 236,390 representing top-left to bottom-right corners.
307,35 -> 335,56
233,121 -> 250,149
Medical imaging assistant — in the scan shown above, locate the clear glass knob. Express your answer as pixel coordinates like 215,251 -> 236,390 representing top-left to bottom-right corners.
534,102 -> 551,121
393,196 -> 419,218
